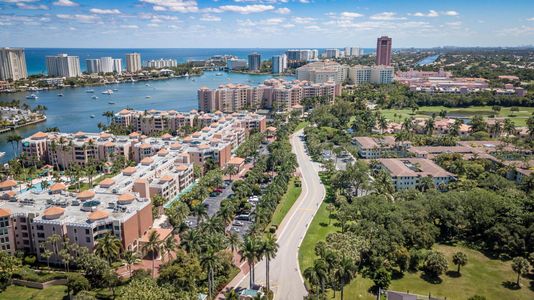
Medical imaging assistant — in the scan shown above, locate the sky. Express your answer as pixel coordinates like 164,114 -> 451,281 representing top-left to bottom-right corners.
0,0 -> 533,48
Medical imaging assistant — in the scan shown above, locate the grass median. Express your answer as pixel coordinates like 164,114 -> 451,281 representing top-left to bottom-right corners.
269,177 -> 302,228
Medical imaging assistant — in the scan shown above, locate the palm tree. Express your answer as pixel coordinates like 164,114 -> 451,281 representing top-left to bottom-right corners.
192,203 -> 208,225
304,259 -> 328,298
122,250 -> 141,278
40,180 -> 50,191
240,235 -> 259,288
224,289 -> 239,300
102,111 -> 115,125
260,233 -> 279,293
224,164 -> 238,181
335,256 -> 357,300
181,229 -> 201,255
41,249 -> 53,268
142,230 -> 161,278
227,232 -> 241,264
6,133 -> 22,155
201,251 -> 221,299
217,203 -> 235,228
94,233 -> 122,264
161,236 -> 176,263
46,234 -> 62,262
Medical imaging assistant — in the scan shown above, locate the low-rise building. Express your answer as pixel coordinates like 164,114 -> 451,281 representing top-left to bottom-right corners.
352,136 -> 406,159
374,158 -> 456,190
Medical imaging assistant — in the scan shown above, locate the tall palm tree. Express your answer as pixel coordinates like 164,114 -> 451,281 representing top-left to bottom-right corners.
217,203 -> 235,228
240,235 -> 259,288
6,133 -> 22,155
161,236 -> 176,263
224,289 -> 239,300
94,233 -> 122,264
192,203 -> 208,225
142,230 -> 161,278
260,233 -> 279,293
181,229 -> 201,255
335,256 -> 357,300
201,251 -> 221,299
227,232 -> 241,264
122,250 -> 141,278
224,164 -> 238,181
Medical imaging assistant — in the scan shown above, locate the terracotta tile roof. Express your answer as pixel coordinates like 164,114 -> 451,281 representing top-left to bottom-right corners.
141,157 -> 154,165
43,206 -> 65,219
118,193 -> 135,203
88,210 -> 109,221
140,228 -> 173,243
99,178 -> 115,187
0,208 -> 11,218
49,182 -> 66,192
77,190 -> 96,199
0,180 -> 17,189
228,157 -> 245,165
31,131 -> 48,139
123,166 -> 137,175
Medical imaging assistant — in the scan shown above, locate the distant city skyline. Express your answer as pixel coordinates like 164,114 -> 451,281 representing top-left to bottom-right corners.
0,0 -> 533,48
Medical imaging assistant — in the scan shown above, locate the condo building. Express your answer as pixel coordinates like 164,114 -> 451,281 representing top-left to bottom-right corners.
86,59 -> 101,74
323,49 -> 340,59
86,57 -> 122,74
46,54 -> 81,78
198,78 -> 341,113
112,58 -> 122,75
344,47 -> 363,57
226,58 -> 248,71
1,136 -> 198,261
0,47 -> 27,81
126,53 -> 142,73
146,59 -> 177,69
297,61 -> 394,85
271,55 -> 287,74
248,53 -> 261,71
373,158 -> 456,190
376,36 -> 392,66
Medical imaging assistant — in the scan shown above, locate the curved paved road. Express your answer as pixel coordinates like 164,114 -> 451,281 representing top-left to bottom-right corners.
223,129 -> 326,300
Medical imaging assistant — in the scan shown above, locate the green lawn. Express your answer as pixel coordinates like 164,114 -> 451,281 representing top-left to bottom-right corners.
269,177 -> 302,227
379,105 -> 534,127
294,121 -> 309,132
298,176 -> 534,300
0,285 -> 68,300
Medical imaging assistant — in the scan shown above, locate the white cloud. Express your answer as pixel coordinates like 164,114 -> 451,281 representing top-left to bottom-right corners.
237,17 -> 284,26
52,0 -> 78,7
200,14 -> 221,21
412,10 -> 439,17
281,23 -> 295,28
299,0 -> 310,3
370,12 -> 406,21
527,17 -> 534,21
293,17 -> 314,24
16,3 -> 48,10
120,24 -> 139,29
276,7 -> 290,14
2,0 -> 38,3
56,14 -> 99,23
89,8 -> 121,15
140,0 -> 198,13
340,12 -> 363,18
218,5 -> 274,14
444,11 -> 459,16
446,21 -> 462,27
147,23 -> 159,27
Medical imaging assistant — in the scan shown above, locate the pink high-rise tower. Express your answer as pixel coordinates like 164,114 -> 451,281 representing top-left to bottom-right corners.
376,36 -> 392,66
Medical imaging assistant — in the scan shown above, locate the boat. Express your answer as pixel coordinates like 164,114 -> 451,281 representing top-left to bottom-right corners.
90,115 -> 95,118
145,83 -> 151,87
26,94 -> 38,100
92,95 -> 98,99
0,152 -> 5,158
102,89 -> 113,95
108,101 -> 116,105
57,93 -> 64,97
112,89 -> 118,91
145,96 -> 151,99
185,72 -> 189,77
216,72 -> 223,76
191,78 -> 196,82
86,89 -> 95,93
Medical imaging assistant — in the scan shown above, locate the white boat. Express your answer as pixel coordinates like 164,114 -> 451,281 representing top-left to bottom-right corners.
145,96 -> 151,99
26,94 -> 38,99
108,101 -> 116,105
0,152 -> 5,158
145,83 -> 151,87
92,95 -> 98,99
101,89 -> 113,95
216,72 -> 223,76
86,89 -> 95,93
57,93 -> 64,97
185,72 -> 189,77
191,78 -> 196,82
90,115 -> 95,118
112,89 -> 118,91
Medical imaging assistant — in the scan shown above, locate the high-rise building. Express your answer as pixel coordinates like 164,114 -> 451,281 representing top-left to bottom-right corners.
324,49 -> 340,59
46,54 -> 81,78
113,59 -> 122,74
344,47 -> 363,57
126,53 -> 142,73
0,48 -> 28,81
271,55 -> 285,74
248,53 -> 261,71
146,59 -> 177,69
100,57 -> 114,73
226,58 -> 248,70
86,59 -> 101,74
376,36 -> 392,66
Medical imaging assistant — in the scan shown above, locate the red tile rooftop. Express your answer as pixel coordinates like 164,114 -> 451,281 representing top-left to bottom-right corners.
0,208 -> 11,218
123,166 -> 137,175
31,131 -> 48,139
49,182 -> 66,192
43,206 -> 65,219
141,157 -> 154,165
0,180 -> 17,189
77,190 -> 96,200
118,193 -> 135,203
88,210 -> 109,221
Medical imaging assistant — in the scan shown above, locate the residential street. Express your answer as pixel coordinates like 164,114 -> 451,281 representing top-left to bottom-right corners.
221,129 -> 326,299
